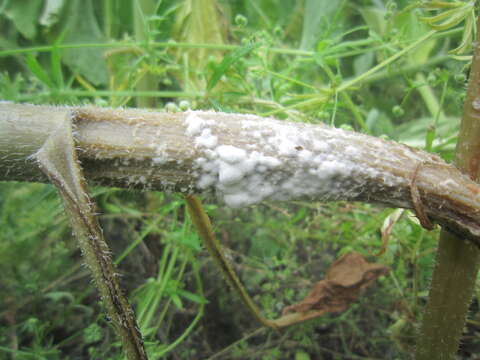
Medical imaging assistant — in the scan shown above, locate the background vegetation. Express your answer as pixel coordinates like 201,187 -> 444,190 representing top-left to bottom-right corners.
0,0 -> 478,359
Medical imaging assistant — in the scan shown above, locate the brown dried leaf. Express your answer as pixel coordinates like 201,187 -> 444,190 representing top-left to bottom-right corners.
282,252 -> 389,322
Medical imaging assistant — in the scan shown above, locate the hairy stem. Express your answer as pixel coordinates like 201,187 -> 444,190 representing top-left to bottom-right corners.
33,113 -> 147,360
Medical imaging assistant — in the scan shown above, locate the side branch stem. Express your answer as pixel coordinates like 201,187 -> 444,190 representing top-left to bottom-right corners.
185,195 -> 278,329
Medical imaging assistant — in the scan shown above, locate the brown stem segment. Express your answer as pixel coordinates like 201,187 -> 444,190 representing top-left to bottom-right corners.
415,16 -> 480,360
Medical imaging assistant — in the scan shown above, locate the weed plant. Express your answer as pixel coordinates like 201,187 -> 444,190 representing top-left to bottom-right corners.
0,0 -> 478,359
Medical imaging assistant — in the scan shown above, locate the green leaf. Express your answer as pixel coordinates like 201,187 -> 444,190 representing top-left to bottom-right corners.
4,0 -> 43,39
171,294 -> 183,310
395,11 -> 437,64
178,232 -> 201,251
44,291 -> 75,303
300,0 -> 343,50
25,54 -> 54,88
366,108 -> 395,137
425,127 -> 436,152
50,33 -> 67,89
397,116 -> 459,151
61,0 -> 108,86
358,7 -> 387,37
177,289 -> 208,304
39,0 -> 66,27
83,323 -> 103,344
207,42 -> 259,91
353,51 -> 375,77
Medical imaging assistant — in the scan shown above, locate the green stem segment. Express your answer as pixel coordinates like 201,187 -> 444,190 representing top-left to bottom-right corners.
415,16 -> 480,360
133,0 -> 157,109
415,233 -> 479,359
185,195 -> 278,329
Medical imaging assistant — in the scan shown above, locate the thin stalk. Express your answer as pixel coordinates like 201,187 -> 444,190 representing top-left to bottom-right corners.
137,243 -> 172,326
154,257 -> 205,358
337,30 -> 437,92
104,0 -> 113,40
15,89 -> 203,101
185,195 -> 278,329
114,216 -> 163,265
154,254 -> 189,334
143,245 -> 180,329
415,16 -> 480,360
133,0 -> 157,108
1,27 -> 460,58
320,63 -> 368,132
361,55 -> 449,84
263,30 -> 438,117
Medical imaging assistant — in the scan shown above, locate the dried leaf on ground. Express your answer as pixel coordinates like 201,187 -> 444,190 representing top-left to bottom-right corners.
281,252 -> 389,322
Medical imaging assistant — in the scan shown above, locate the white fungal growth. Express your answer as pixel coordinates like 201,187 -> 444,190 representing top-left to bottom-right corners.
216,145 -> 246,163
185,113 -> 205,136
195,129 -> 218,148
183,111 -> 405,208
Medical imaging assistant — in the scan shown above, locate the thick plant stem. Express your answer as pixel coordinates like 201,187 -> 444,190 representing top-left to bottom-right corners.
2,104 -> 480,243
415,16 -> 480,360
415,233 -> 479,359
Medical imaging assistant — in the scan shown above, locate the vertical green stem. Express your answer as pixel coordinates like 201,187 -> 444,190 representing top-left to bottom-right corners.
104,0 -> 113,40
415,16 -> 480,360
416,233 -> 479,359
133,0 -> 157,108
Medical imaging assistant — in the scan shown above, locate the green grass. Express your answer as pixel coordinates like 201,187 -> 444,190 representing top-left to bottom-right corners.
0,0 -> 477,359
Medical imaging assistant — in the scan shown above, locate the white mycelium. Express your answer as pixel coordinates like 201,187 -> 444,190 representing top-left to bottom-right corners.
184,111 -> 406,207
